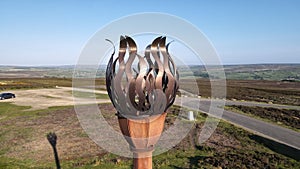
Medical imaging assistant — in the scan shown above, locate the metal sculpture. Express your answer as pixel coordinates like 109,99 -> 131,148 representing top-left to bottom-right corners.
106,36 -> 179,169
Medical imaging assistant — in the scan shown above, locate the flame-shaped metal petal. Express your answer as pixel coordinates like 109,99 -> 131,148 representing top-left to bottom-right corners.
106,36 -> 179,118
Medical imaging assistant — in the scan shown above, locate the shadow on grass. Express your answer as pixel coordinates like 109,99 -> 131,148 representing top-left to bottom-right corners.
185,145 -> 213,169
188,156 -> 202,169
250,134 -> 300,161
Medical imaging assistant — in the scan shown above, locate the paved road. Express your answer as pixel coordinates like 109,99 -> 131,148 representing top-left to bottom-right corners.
225,99 -> 300,110
62,87 -> 300,150
69,86 -> 300,150
175,97 -> 300,150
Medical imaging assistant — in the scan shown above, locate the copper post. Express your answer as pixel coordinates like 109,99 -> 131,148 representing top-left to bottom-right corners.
106,36 -> 179,169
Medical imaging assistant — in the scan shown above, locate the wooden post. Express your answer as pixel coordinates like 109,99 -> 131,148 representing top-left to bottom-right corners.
133,152 -> 153,169
118,113 -> 167,169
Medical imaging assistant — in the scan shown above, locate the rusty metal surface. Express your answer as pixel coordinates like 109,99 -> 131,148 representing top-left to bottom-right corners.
106,36 -> 179,118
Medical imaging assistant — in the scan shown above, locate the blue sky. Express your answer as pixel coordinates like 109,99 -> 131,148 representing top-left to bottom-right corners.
0,0 -> 300,65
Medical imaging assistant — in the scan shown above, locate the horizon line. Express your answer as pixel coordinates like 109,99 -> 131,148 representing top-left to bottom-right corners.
0,63 -> 300,67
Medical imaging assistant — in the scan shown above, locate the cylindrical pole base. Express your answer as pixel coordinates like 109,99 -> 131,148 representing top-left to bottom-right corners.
133,152 -> 152,169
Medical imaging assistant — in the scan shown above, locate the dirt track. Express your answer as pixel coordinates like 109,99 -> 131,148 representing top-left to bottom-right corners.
1,87 -> 109,110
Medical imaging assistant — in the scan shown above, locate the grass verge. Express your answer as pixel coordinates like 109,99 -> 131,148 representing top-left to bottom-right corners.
0,103 -> 299,168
